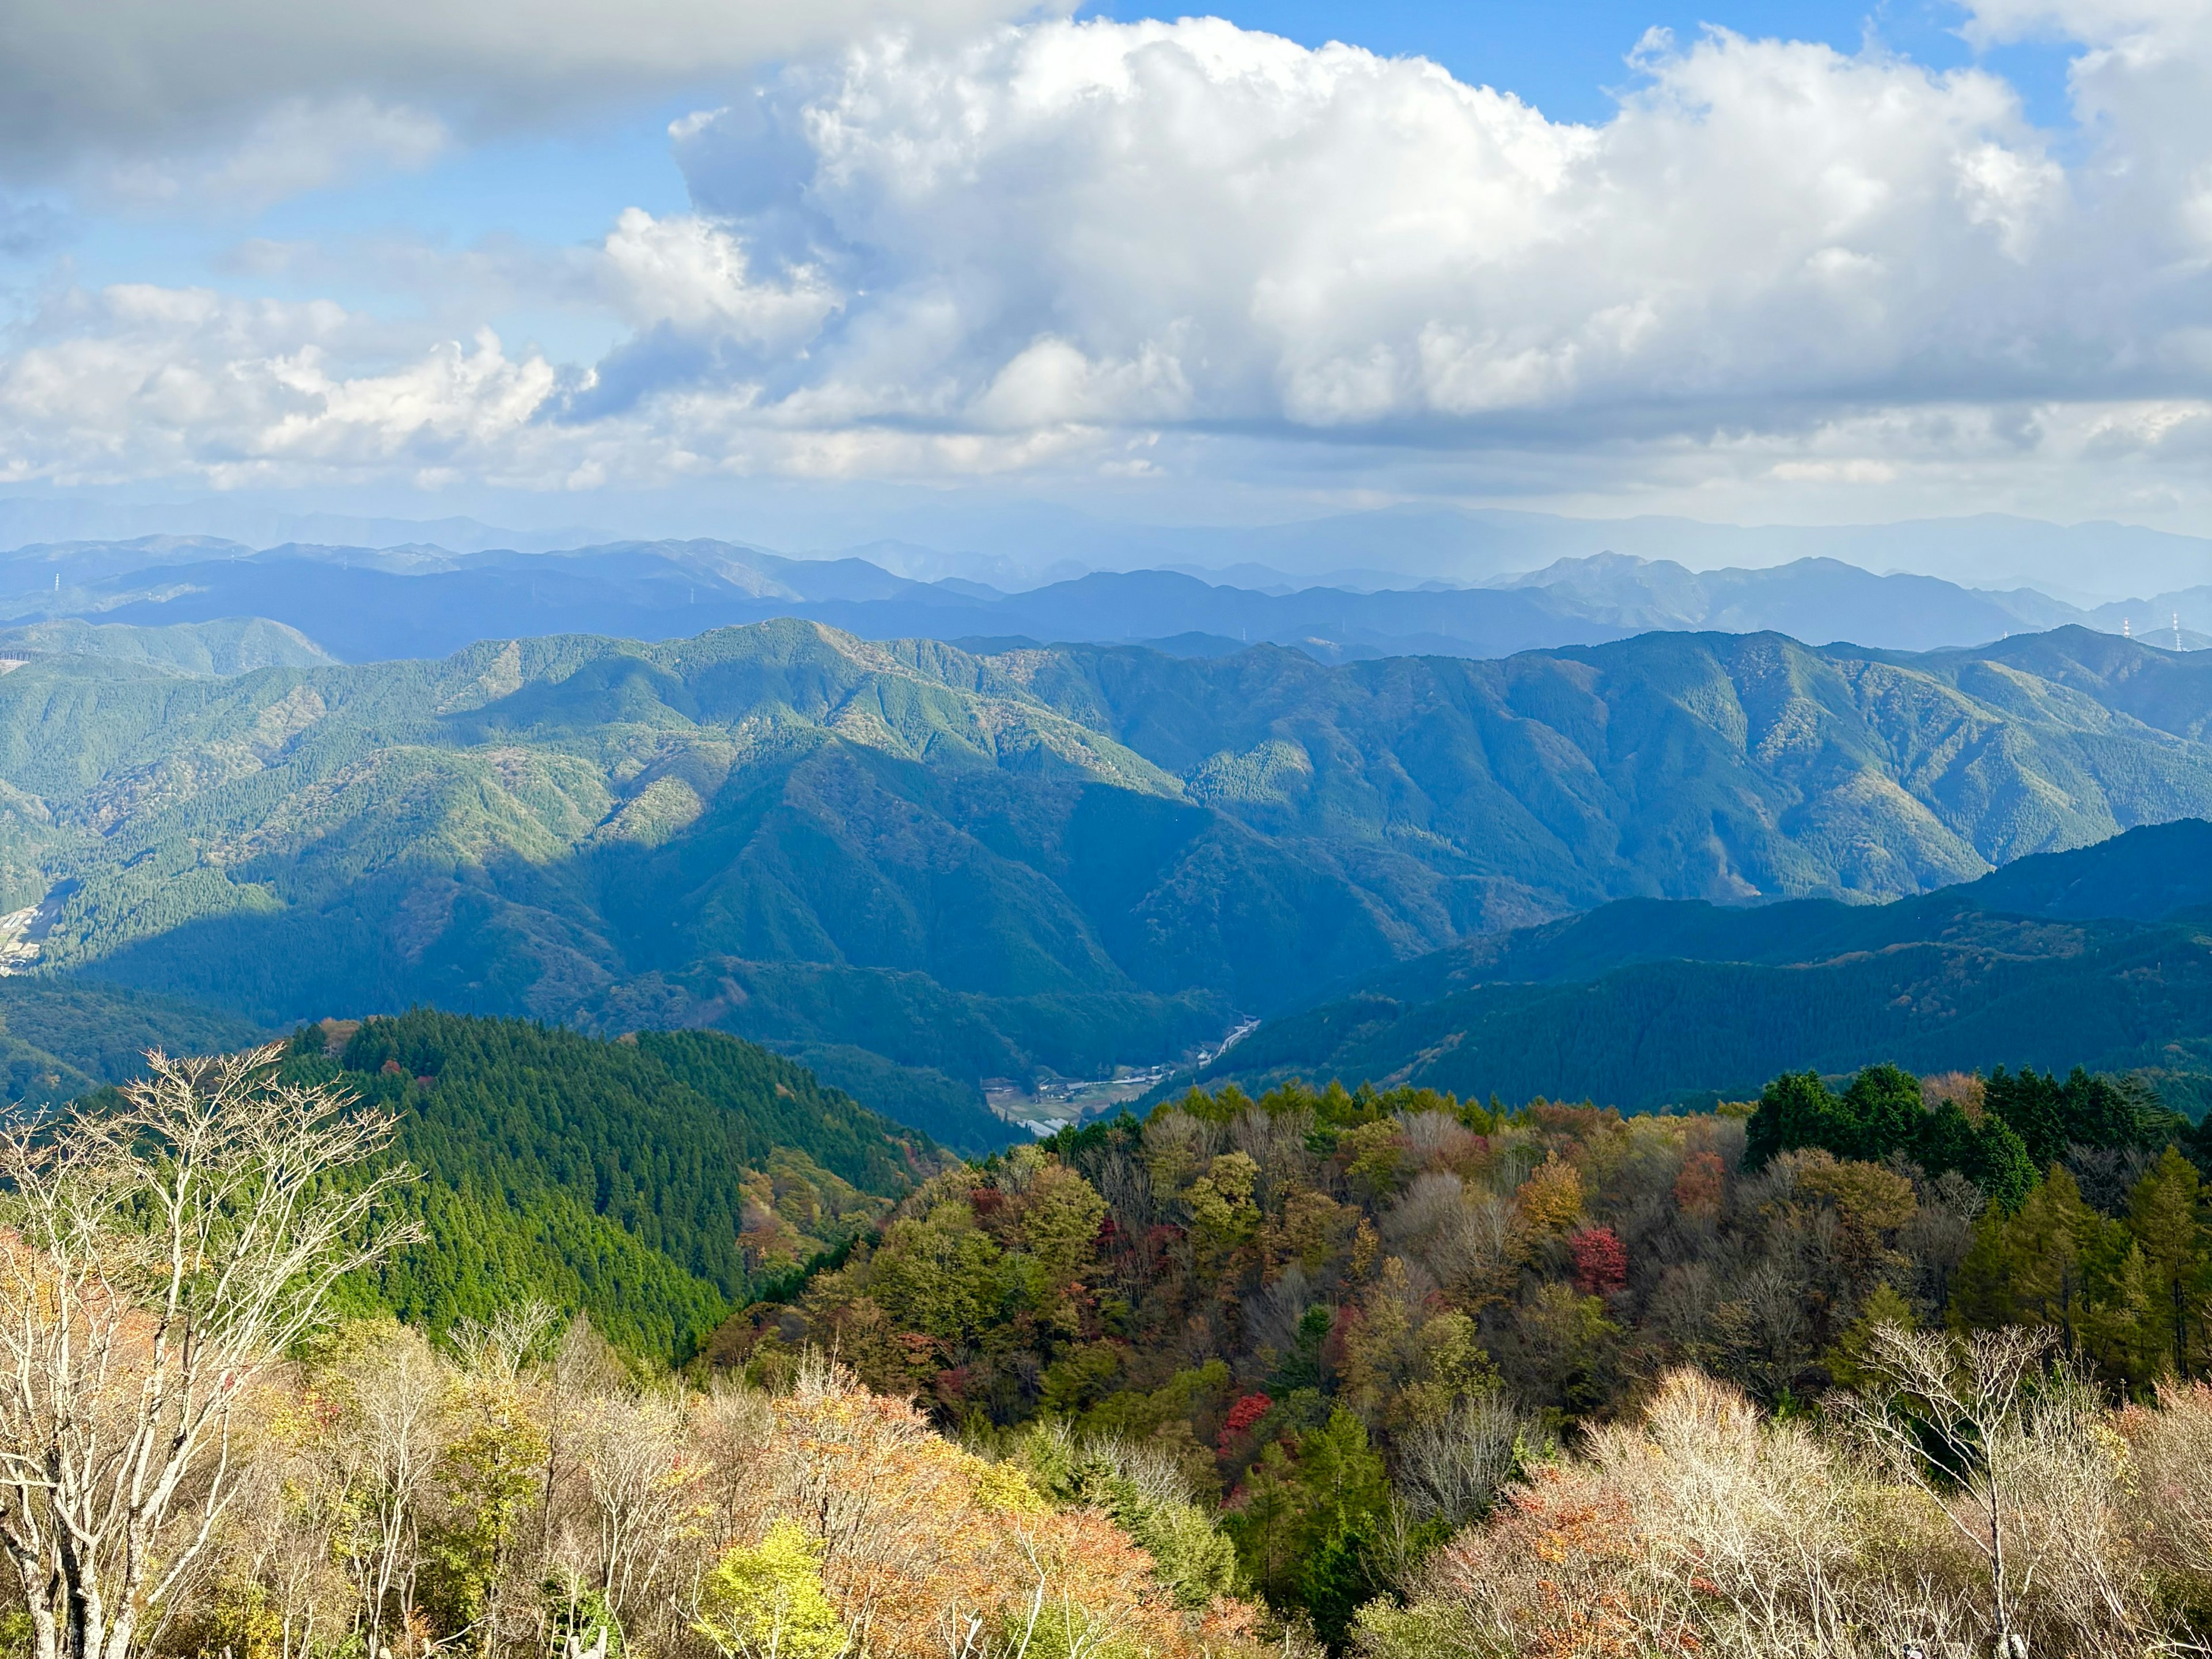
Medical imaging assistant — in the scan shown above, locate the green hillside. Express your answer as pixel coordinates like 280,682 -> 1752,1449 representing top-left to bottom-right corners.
300,1010 -> 944,1358
1206,819 -> 2212,1113
1007,624 -> 2212,908
0,976 -> 264,1105
1,620 -> 2211,1139
0,616 -> 337,675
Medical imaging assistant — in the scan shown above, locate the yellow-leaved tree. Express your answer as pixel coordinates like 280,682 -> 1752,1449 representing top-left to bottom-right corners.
696,1521 -> 851,1659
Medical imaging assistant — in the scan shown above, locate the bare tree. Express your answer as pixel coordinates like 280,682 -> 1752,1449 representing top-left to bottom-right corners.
584,1389 -> 698,1623
338,1328 -> 446,1650
0,1044 -> 414,1659
450,1300 -> 559,1387
1836,1324 -> 2056,1656
222,1416 -> 355,1659
1393,1391 -> 1542,1530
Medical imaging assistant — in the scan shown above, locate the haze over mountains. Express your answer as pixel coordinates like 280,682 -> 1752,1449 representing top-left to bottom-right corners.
8,500 -> 2212,599
4,527 -> 2212,667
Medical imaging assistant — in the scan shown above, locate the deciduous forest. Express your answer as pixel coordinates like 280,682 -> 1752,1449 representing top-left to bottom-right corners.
707,1063 -> 2212,1650
16,1015 -> 2212,1659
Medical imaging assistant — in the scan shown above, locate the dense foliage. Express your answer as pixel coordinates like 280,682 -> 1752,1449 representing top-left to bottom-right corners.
304,1011 -> 942,1358
1744,1060 -> 2184,1199
721,1060 -> 2212,1639
21,1039 -> 2212,1659
0,974 -> 263,1105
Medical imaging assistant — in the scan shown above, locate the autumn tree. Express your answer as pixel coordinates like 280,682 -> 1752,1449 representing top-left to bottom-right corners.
0,1044 -> 413,1659
695,1521 -> 850,1659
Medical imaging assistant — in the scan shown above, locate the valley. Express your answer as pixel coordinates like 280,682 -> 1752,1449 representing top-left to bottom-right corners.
29,6 -> 2212,1649
0,617 -> 2208,1140
981,1060 -> 1179,1135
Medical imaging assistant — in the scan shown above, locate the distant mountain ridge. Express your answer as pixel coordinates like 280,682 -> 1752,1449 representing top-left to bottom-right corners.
0,532 -> 2199,664
1484,553 -> 2124,649
9,499 -> 2212,597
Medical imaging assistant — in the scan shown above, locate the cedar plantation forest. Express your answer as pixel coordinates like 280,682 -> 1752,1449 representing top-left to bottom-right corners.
36,0 -> 2212,1639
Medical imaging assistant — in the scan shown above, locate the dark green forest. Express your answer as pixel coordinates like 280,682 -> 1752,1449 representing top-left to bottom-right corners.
1210,818 -> 2212,1113
0,975 -> 262,1105
287,1011 -> 944,1356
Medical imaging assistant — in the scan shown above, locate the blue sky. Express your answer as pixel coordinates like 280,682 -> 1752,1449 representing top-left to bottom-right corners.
6,0 -> 2212,547
1106,0 -> 2077,122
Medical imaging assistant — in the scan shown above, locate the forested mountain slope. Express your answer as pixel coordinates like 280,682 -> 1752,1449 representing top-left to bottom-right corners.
730,1056 -> 2212,1641
0,621 -> 2209,1131
297,1010 -> 943,1357
1207,819 -> 2212,1112
0,976 -> 263,1105
0,616 -> 335,675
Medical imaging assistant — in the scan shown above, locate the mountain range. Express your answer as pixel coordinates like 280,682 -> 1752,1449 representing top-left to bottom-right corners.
3,534 -> 2211,666
1204,818 -> 2212,1115
0,616 -> 2210,1142
8,498 -> 2212,597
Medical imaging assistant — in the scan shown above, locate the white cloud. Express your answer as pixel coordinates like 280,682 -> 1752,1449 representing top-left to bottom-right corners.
17,7 -> 2212,521
1769,459 -> 1902,484
661,19 -> 2086,433
0,285 -> 559,488
0,272 -> 1120,491
601,209 -> 840,347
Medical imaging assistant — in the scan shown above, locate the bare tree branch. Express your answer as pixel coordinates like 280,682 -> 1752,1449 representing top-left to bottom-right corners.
0,1043 -> 416,1659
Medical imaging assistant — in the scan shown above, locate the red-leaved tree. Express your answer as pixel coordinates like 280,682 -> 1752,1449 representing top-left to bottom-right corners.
1218,1392 -> 1273,1455
1569,1225 -> 1628,1296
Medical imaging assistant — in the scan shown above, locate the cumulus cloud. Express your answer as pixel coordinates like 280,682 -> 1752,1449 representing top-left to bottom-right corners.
668,18 -> 2091,434
14,5 -> 2212,517
0,272 -> 1106,491
0,285 -> 560,488
600,209 -> 840,346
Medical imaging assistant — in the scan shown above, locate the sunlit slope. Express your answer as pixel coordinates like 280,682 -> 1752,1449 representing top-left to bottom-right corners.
0,620 -> 2208,1132
300,1009 -> 945,1358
